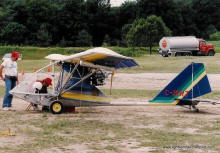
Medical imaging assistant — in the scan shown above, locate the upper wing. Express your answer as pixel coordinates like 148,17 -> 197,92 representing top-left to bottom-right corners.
45,47 -> 138,69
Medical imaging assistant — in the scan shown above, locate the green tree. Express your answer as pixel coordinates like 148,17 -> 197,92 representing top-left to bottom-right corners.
102,34 -> 111,46
179,4 -> 198,36
126,15 -> 171,54
36,24 -> 52,47
192,0 -> 220,38
23,0 -> 54,44
209,31 -> 220,41
85,0 -> 111,46
126,19 -> 141,52
106,7 -> 120,46
57,0 -> 86,46
121,24 -> 132,47
137,0 -> 184,36
205,25 -> 217,40
0,22 -> 26,45
119,1 -> 137,25
75,30 -> 92,47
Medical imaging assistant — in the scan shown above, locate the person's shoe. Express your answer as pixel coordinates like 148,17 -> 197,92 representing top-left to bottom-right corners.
42,106 -> 49,112
33,105 -> 39,111
2,107 -> 9,111
8,107 -> 15,111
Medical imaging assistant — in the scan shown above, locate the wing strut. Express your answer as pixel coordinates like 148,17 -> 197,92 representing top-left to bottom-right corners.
110,71 -> 114,95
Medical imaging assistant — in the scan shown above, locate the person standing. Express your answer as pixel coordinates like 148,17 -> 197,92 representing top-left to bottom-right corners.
0,51 -> 20,110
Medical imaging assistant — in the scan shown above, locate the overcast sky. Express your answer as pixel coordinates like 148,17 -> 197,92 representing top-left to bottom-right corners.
111,0 -> 135,6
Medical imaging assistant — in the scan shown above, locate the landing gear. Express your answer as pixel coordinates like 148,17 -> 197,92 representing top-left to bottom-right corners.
192,105 -> 199,112
50,101 -> 64,114
178,99 -> 200,112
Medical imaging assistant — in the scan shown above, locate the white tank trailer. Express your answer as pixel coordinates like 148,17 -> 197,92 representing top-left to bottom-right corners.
158,36 -> 215,57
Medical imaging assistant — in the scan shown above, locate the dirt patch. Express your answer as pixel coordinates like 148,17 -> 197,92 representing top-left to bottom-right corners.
0,71 -> 220,152
40,144 -> 92,153
0,98 -> 219,152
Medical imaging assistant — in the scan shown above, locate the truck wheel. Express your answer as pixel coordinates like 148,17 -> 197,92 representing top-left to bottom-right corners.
208,50 -> 215,56
183,53 -> 191,56
162,53 -> 168,57
50,101 -> 63,114
175,52 -> 181,56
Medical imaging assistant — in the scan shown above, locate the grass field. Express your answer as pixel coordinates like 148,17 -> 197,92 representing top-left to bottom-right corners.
0,46 -> 152,60
1,40 -> 219,60
123,54 -> 220,73
16,53 -> 220,74
1,41 -> 220,73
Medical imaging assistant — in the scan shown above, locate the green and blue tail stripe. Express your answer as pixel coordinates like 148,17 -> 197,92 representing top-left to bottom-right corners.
149,63 -> 211,105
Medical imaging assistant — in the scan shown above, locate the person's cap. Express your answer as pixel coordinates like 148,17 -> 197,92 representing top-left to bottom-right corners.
11,51 -> 20,58
44,78 -> 52,86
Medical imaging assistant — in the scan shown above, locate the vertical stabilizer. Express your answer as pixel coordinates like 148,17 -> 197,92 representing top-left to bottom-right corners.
149,63 -> 211,105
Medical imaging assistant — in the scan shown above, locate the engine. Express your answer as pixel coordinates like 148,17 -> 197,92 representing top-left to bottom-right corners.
91,70 -> 107,86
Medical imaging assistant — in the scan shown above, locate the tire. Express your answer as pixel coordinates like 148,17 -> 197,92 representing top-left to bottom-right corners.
208,50 -> 215,56
194,109 -> 199,113
192,52 -> 197,56
162,53 -> 168,57
175,52 -> 181,56
183,52 -> 191,56
50,101 -> 63,114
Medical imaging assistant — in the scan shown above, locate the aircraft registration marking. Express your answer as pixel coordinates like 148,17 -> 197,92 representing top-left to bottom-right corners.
165,89 -> 189,97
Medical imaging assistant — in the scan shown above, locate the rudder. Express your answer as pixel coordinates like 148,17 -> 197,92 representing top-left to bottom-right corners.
149,63 -> 211,105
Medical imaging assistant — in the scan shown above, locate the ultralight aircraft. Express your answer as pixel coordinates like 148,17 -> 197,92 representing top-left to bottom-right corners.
10,47 -> 218,114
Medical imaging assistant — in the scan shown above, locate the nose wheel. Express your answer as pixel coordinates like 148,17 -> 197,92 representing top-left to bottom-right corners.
50,101 -> 63,114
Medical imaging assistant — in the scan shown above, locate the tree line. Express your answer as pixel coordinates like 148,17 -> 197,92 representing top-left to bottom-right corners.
0,0 -> 219,47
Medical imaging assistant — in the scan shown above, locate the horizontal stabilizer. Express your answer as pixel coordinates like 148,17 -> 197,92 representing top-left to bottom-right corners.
149,63 -> 211,105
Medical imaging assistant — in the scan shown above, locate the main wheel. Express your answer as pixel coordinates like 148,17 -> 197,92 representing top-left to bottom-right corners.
194,109 -> 199,113
50,101 -> 63,114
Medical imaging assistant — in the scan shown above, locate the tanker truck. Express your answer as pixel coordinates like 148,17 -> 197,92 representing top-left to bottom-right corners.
158,36 -> 215,57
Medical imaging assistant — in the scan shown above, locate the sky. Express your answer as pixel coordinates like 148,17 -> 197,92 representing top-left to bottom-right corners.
111,0 -> 135,7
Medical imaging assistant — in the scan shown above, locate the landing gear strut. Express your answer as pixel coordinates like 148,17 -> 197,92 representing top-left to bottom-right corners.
192,105 -> 199,112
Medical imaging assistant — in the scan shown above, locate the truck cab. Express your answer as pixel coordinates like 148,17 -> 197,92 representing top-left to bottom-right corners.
198,39 -> 215,56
